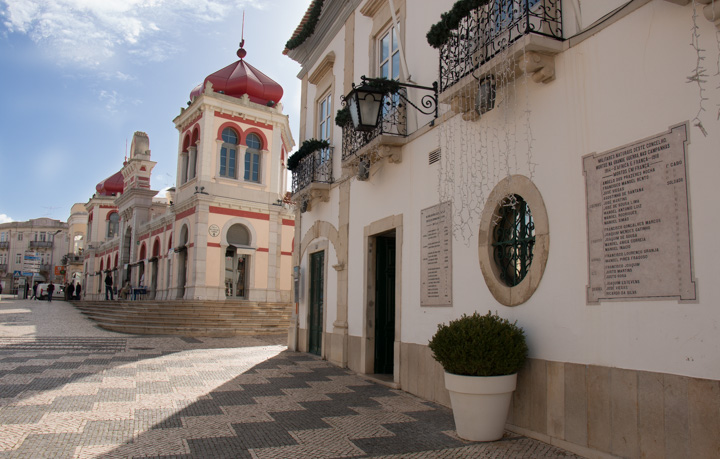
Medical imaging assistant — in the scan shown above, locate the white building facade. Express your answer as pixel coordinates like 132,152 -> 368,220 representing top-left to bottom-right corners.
286,1 -> 720,457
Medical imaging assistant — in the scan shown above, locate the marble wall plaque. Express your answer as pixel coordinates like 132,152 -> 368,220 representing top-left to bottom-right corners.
583,123 -> 696,304
421,201 -> 452,306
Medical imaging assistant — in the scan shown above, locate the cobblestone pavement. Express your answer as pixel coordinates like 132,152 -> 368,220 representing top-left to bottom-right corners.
0,296 -> 581,458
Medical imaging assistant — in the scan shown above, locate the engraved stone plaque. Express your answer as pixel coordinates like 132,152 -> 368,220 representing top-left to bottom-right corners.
421,201 -> 452,307
583,123 -> 696,304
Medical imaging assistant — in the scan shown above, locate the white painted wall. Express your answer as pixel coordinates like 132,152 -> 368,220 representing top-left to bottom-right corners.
296,0 -> 720,380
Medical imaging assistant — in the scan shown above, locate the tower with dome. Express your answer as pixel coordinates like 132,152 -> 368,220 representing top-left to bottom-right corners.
81,41 -> 295,306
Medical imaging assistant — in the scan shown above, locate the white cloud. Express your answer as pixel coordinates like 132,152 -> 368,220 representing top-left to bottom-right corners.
0,0 -> 259,67
98,89 -> 120,113
0,214 -> 13,223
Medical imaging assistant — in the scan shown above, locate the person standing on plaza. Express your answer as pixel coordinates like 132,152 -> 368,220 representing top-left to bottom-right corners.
104,273 -> 114,300
47,282 -> 55,302
66,282 -> 75,301
75,283 -> 82,300
28,283 -> 34,299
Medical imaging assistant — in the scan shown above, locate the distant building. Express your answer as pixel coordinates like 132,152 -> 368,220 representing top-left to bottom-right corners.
285,1 -> 720,458
82,42 -> 295,303
0,218 -> 70,293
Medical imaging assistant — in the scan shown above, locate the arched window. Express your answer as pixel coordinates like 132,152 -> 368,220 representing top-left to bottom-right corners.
107,213 -> 119,239
227,224 -> 250,247
225,224 -> 251,298
244,133 -> 262,183
220,128 -> 239,179
74,234 -> 84,254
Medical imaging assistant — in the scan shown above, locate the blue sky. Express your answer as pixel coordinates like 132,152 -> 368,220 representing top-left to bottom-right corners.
0,0 -> 311,223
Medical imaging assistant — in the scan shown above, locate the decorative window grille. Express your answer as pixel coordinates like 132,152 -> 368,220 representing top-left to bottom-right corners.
492,194 -> 535,286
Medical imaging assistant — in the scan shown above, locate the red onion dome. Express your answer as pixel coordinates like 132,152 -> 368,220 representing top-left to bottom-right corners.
189,43 -> 283,107
96,170 -> 124,196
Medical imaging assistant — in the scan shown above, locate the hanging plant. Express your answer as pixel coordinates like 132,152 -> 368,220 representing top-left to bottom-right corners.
335,106 -> 351,127
285,0 -> 325,51
287,138 -> 330,171
366,77 -> 402,95
427,0 -> 491,49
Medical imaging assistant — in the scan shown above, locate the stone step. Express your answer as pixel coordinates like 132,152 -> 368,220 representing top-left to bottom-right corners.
94,322 -> 288,337
72,300 -> 292,337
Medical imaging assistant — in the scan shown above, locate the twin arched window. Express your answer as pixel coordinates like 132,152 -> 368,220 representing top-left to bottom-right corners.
220,128 -> 239,178
107,213 -> 119,239
220,129 -> 263,182
244,133 -> 262,182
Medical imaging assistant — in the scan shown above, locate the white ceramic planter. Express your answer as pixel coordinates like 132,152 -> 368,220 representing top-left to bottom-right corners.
444,372 -> 517,441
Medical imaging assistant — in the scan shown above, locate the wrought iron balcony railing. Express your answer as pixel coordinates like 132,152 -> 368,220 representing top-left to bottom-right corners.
341,91 -> 407,161
291,147 -> 334,194
439,0 -> 562,92
0,241 -> 9,249
30,241 -> 53,249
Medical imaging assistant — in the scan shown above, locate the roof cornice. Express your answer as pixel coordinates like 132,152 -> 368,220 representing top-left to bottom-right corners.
286,0 -> 363,76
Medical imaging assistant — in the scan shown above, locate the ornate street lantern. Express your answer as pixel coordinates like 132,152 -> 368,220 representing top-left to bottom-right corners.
346,82 -> 386,132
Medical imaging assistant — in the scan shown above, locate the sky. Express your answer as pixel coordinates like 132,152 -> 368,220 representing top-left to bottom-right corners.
0,0 -> 312,224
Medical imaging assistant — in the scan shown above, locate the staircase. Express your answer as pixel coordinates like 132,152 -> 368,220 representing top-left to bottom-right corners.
72,300 -> 292,337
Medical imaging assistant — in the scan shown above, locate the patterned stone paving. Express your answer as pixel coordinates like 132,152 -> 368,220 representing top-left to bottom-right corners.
0,297 -> 581,458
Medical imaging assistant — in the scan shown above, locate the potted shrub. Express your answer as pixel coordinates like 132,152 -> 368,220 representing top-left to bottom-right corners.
428,310 -> 528,441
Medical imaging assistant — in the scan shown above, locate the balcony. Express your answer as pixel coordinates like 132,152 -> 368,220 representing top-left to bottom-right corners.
63,254 -> 84,265
438,0 -> 563,114
0,264 -> 7,272
0,241 -> 9,249
292,146 -> 334,208
30,241 -> 53,249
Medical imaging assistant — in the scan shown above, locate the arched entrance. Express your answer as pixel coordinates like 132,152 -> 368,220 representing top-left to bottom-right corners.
177,225 -> 188,299
225,223 -> 250,299
150,239 -> 160,299
122,227 -> 133,286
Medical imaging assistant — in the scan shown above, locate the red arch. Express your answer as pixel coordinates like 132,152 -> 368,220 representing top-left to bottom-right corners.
182,134 -> 190,152
242,128 -> 269,149
167,235 -> 173,252
99,259 -> 104,272
191,126 -> 200,146
139,243 -> 147,260
216,122 -> 242,142
152,238 -> 161,258
106,211 -> 117,221
114,253 -> 119,268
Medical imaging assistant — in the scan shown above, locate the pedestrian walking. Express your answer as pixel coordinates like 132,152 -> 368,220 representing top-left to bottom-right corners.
75,283 -> 82,300
47,282 -> 55,302
105,273 -> 114,300
29,283 -> 34,299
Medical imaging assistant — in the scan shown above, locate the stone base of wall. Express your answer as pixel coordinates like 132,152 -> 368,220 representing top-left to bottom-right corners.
398,342 -> 720,459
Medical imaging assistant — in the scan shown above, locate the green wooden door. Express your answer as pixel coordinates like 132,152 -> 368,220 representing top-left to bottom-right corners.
374,235 -> 396,374
309,251 -> 324,356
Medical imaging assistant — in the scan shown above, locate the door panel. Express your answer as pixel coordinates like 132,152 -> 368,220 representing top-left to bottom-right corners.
309,252 -> 324,356
374,236 -> 396,374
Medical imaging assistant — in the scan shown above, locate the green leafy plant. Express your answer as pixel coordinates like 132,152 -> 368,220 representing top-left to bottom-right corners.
287,138 -> 330,171
335,106 -> 351,127
285,0 -> 325,51
426,0 -> 491,49
366,77 -> 402,95
428,311 -> 528,376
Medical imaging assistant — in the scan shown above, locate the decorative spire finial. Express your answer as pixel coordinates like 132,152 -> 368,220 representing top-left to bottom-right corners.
237,11 -> 247,59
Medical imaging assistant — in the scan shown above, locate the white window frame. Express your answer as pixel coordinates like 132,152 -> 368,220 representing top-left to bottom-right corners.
318,91 -> 332,163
